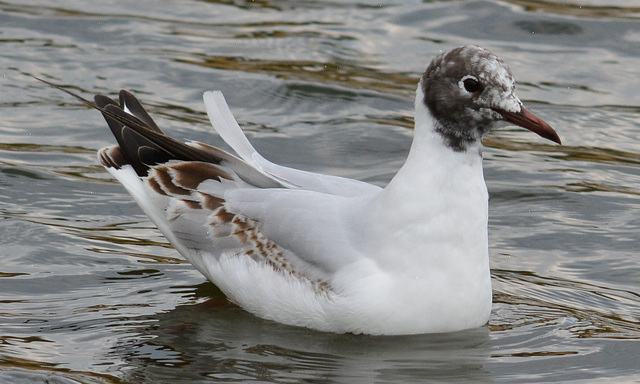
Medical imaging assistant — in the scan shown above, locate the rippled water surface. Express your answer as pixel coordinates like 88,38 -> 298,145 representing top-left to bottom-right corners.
1,0 -> 640,382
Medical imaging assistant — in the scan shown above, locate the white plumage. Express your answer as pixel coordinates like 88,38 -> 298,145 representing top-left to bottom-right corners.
53,45 -> 560,335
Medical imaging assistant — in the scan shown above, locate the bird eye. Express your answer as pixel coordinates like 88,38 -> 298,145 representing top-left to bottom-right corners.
462,76 -> 481,93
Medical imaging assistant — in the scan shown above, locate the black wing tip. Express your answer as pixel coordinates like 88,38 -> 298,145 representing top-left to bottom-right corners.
36,77 -> 161,175
118,90 -> 163,133
39,77 -> 238,178
94,94 -> 118,108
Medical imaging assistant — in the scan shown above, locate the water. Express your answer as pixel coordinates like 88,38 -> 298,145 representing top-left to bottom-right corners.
1,0 -> 639,382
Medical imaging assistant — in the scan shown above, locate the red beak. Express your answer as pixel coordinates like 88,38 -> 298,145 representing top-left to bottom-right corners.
498,106 -> 561,145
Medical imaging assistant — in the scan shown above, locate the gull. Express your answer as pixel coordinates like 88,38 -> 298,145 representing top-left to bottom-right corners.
41,45 -> 560,335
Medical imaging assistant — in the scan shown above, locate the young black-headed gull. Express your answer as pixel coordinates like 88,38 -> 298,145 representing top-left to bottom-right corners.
45,45 -> 560,335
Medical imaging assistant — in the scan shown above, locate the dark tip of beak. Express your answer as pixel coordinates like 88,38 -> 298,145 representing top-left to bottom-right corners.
498,106 -> 561,145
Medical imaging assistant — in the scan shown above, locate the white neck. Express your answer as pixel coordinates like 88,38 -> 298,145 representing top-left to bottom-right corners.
339,84 -> 493,333
382,85 -> 485,211
365,84 -> 489,270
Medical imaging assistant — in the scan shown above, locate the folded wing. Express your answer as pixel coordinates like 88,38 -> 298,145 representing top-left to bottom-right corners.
87,89 -> 371,290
